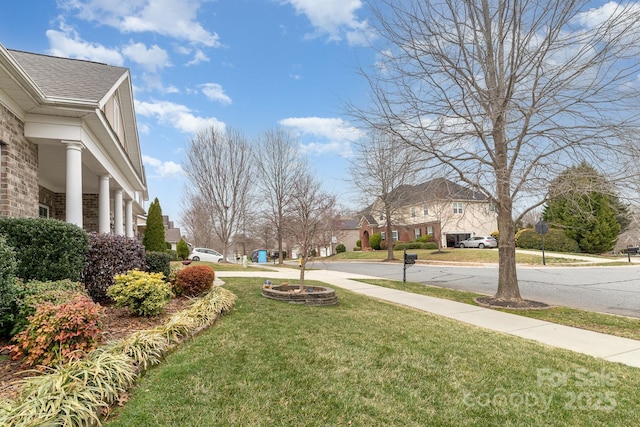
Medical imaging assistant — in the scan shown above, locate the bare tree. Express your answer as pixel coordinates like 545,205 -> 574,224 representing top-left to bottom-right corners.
256,129 -> 307,264
356,0 -> 640,303
349,129 -> 422,260
180,194 -> 215,248
286,172 -> 336,289
183,127 -> 254,261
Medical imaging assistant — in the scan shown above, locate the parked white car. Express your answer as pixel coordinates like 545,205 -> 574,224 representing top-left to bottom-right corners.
457,236 -> 498,249
188,247 -> 224,262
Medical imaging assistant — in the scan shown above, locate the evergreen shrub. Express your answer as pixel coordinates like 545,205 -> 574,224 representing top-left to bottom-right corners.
146,251 -> 172,278
4,294 -> 103,368
369,233 -> 382,250
0,234 -> 17,337
177,238 -> 190,260
176,265 -> 215,296
107,270 -> 173,317
335,243 -> 346,253
82,233 -> 146,302
0,218 -> 88,282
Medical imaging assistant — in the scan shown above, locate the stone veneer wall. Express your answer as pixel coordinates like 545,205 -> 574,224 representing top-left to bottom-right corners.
0,103 -> 39,218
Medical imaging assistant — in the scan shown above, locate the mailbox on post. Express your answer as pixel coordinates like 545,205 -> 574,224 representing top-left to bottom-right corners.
404,253 -> 417,265
403,249 -> 417,283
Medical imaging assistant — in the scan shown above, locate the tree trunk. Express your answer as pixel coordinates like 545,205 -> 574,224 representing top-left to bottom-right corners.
494,201 -> 522,301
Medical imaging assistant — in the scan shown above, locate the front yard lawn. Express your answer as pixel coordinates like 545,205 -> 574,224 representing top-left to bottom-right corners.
106,278 -> 640,426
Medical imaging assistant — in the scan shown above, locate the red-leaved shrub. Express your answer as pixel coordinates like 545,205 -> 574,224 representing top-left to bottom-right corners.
3,294 -> 104,368
176,265 -> 215,296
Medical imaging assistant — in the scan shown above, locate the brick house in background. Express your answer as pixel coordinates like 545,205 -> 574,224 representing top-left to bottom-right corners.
0,43 -> 148,235
360,178 -> 498,249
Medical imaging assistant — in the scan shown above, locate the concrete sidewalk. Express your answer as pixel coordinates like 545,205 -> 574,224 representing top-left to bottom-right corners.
216,267 -> 640,369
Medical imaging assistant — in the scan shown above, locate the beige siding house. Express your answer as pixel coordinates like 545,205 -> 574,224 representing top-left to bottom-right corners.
0,43 -> 147,234
360,178 -> 498,249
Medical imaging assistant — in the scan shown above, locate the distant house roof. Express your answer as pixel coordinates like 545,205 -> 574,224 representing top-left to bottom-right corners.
165,228 -> 182,244
333,217 -> 360,230
360,214 -> 378,227
393,178 -> 487,207
8,49 -> 127,102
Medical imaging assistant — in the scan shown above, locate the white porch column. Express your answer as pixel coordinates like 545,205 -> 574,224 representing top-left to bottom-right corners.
62,141 -> 83,227
99,174 -> 111,234
125,200 -> 134,238
114,189 -> 123,236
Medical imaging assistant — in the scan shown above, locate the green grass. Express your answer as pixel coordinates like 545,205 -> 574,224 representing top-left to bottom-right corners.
173,260 -> 276,271
106,278 -> 640,426
330,249 -> 589,265
358,279 -> 640,341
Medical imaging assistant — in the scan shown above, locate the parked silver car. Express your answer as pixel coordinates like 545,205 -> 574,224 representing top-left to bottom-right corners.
458,236 -> 498,249
188,247 -> 224,262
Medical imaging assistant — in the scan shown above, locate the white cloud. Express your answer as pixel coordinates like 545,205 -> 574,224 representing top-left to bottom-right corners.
200,83 -> 232,104
122,42 -> 170,72
142,154 -> 184,177
186,49 -> 210,66
136,99 -> 226,133
46,21 -> 124,64
62,0 -> 221,47
279,116 -> 364,156
281,0 -> 373,46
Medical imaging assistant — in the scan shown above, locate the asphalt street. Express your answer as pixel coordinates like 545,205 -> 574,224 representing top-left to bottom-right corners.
306,260 -> 640,318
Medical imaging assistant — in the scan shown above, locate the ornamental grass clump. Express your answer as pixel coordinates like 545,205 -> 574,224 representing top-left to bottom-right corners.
107,270 -> 173,317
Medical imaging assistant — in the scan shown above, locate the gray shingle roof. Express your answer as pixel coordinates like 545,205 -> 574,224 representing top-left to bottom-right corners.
8,49 -> 127,102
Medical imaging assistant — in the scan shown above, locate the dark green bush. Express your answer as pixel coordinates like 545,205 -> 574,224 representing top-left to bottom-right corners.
81,233 -> 146,302
146,251 -> 172,278
177,238 -> 190,260
335,243 -> 346,253
370,233 -> 382,250
356,239 -> 361,248
515,228 -> 580,252
11,279 -> 86,336
0,234 -> 18,337
0,218 -> 88,282
543,229 -> 581,253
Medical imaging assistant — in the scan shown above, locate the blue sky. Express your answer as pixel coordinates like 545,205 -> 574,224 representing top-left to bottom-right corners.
0,0 -> 375,226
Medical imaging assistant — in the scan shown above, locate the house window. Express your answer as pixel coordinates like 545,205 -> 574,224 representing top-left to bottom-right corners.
39,204 -> 50,218
453,202 -> 463,214
489,202 -> 496,212
411,207 -> 416,218
427,226 -> 434,236
381,231 -> 386,240
423,206 -> 428,215
414,228 -> 421,240
392,230 -> 399,242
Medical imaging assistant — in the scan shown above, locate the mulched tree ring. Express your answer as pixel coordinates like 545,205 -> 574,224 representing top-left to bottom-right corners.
262,284 -> 338,306
474,296 -> 552,310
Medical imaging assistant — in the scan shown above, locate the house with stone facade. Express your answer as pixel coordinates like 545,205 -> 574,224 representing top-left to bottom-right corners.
359,178 -> 498,249
0,43 -> 147,235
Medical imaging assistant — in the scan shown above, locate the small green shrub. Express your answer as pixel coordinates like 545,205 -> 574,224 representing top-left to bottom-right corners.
145,251 -> 172,278
176,265 -> 215,296
107,270 -> 173,317
543,229 -> 581,253
515,228 -> 579,253
356,239 -> 361,248
0,218 -> 88,282
82,233 -> 147,302
177,238 -> 190,260
11,279 -> 86,336
515,228 -> 541,249
335,243 -> 346,253
370,233 -> 382,250
4,294 -> 103,368
0,234 -> 18,337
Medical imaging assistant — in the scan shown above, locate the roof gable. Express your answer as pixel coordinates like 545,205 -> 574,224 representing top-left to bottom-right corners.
8,49 -> 127,102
